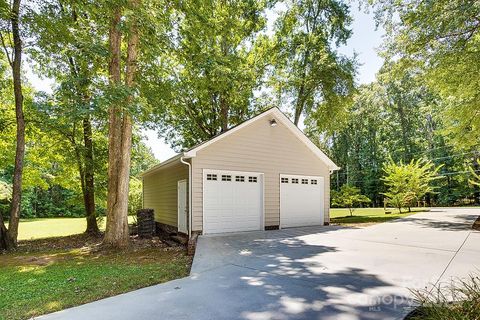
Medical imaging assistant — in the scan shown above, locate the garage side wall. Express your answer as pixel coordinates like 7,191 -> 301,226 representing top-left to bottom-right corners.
191,116 -> 331,232
143,161 -> 188,228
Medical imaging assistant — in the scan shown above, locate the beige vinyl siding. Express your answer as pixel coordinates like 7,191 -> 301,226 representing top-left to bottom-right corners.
191,115 -> 331,231
143,161 -> 188,227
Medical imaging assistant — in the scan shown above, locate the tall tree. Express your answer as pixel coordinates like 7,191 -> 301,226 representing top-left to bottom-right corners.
145,0 -> 269,150
28,0 -> 106,234
370,0 -> 480,149
104,0 -> 140,247
270,0 -> 356,128
326,63 -> 478,207
0,0 -> 24,249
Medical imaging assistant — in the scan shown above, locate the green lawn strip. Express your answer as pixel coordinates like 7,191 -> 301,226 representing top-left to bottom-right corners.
7,216 -> 136,241
0,248 -> 191,320
330,207 -> 428,225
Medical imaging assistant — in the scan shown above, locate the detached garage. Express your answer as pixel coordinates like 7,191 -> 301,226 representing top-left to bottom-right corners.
142,107 -> 339,237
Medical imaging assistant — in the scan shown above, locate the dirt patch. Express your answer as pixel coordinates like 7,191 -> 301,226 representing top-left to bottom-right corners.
16,232 -> 183,253
17,233 -> 103,253
1,233 -> 187,268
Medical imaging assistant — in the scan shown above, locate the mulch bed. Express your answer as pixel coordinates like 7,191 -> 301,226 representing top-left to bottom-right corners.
13,232 -> 182,254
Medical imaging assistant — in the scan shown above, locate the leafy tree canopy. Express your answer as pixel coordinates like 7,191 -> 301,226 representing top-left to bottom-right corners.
382,158 -> 443,212
369,0 -> 480,149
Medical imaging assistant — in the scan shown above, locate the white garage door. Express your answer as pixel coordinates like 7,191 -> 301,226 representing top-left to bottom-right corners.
203,169 -> 263,234
280,174 -> 324,228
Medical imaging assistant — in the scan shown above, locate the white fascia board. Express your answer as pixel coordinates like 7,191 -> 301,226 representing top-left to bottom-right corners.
141,153 -> 184,177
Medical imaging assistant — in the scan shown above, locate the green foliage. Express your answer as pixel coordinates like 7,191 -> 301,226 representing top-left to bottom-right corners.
382,158 -> 443,211
331,184 -> 371,216
128,177 -> 142,216
0,180 -> 10,201
271,0 -> 356,130
370,0 -> 480,149
0,179 -> 11,218
328,64 -> 478,207
145,0 -> 270,150
469,160 -> 480,187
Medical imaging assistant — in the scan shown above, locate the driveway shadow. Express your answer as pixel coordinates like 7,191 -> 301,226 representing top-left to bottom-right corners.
388,212 -> 480,231
194,227 -> 414,320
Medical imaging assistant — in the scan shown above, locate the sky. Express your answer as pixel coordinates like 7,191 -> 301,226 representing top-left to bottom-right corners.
28,4 -> 384,162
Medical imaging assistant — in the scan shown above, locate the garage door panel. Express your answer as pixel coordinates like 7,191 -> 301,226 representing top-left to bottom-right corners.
280,174 -> 324,228
203,170 -> 263,234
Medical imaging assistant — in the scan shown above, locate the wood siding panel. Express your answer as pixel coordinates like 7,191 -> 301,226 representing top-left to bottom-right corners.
143,161 -> 188,227
191,116 -> 331,231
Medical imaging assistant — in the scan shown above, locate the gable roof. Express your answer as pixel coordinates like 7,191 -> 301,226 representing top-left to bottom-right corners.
142,107 -> 339,176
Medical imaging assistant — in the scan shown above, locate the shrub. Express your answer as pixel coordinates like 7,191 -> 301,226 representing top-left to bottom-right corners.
128,177 -> 142,217
331,185 -> 371,216
382,158 -> 442,212
408,275 -> 480,319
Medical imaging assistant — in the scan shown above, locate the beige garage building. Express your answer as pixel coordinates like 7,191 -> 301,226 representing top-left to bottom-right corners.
142,107 -> 339,237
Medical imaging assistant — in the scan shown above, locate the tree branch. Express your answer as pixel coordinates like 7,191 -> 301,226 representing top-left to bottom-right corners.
0,31 -> 13,67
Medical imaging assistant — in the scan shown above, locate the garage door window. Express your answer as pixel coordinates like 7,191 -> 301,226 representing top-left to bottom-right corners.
301,179 -> 308,184
292,178 -> 299,184
311,179 -> 317,185
248,176 -> 258,183
281,177 -> 288,183
222,175 -> 232,181
207,174 -> 217,181
235,175 -> 245,182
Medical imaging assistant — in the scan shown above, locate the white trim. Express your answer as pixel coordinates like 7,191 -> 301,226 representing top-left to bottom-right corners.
278,173 -> 282,230
141,154 -> 183,177
202,168 -> 265,234
180,157 -> 192,237
177,179 -> 188,234
184,108 -> 339,170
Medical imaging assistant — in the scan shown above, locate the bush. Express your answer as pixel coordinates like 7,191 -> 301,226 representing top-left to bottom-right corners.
128,177 -> 142,217
382,158 -> 442,212
331,185 -> 371,216
408,275 -> 480,319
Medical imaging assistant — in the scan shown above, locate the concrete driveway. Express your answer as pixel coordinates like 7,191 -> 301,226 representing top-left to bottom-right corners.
39,208 -> 479,320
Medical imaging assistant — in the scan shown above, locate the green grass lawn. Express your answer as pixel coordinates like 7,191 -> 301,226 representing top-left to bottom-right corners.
0,234 -> 191,320
7,216 -> 135,240
330,207 -> 428,226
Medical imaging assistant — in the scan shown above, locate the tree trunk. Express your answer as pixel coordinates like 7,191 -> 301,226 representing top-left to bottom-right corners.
104,0 -> 139,247
0,214 -> 9,250
83,116 -> 99,234
473,156 -> 480,205
219,34 -> 229,133
219,95 -> 228,132
396,101 -> 411,162
293,48 -> 311,126
5,0 -> 24,249
65,8 -> 100,233
294,93 -> 304,126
